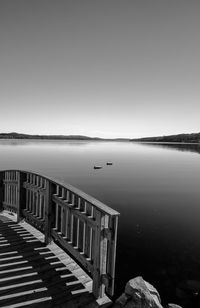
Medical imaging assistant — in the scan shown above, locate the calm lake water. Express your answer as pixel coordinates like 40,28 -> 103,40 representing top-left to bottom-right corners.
1,140 -> 200,305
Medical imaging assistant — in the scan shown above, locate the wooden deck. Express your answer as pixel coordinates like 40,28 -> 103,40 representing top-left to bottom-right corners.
0,211 -> 112,308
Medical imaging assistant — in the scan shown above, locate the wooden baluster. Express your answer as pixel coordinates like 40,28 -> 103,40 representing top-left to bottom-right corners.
89,227 -> 93,260
65,190 -> 69,238
15,185 -> 17,207
17,172 -> 26,223
26,186 -> 29,211
38,193 -> 42,218
44,179 -> 53,244
29,190 -> 31,213
55,203 -> 59,230
11,185 -> 13,206
0,172 -> 4,211
92,208 -> 101,298
41,178 -> 45,219
7,183 -> 9,205
61,188 -> 66,236
13,184 -> 14,206
35,176 -> 38,217
84,202 -> 91,259
16,171 -> 20,218
10,184 -> 12,206
9,172 -> 11,209
70,213 -> 74,244
75,197 -> 81,249
38,177 -> 42,218
42,195 -> 45,220
32,175 -> 36,215
13,183 -> 15,206
58,205 -> 61,231
81,201 -> 87,254
6,183 -> 8,206
14,185 -> 16,206
4,173 -> 7,207
88,205 -> 94,260
82,222 -> 86,255
8,184 -> 11,205
84,223 -> 90,259
5,172 -> 7,208
65,206 -> 69,239
25,174 -> 29,211
5,172 -> 8,206
60,188 -> 64,231
31,191 -> 34,214
69,194 -> 75,244
99,214 -> 109,296
37,176 -> 40,217
33,191 -> 35,215
12,172 -> 15,207
106,215 -> 119,296
66,190 -> 71,242
92,210 -> 109,298
55,186 -> 62,232
54,185 -> 59,230
29,174 -> 32,213
13,185 -> 15,206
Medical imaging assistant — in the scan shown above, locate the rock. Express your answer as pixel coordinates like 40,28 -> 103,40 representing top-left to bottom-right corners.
115,293 -> 130,306
166,305 -> 183,308
115,276 -> 163,308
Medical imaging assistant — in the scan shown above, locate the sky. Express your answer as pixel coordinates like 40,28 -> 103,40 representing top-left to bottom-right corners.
0,0 -> 200,138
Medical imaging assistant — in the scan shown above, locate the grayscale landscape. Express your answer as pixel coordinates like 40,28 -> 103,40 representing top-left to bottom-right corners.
0,1 -> 200,308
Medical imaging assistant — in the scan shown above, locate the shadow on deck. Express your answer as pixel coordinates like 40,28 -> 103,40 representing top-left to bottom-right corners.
0,214 -> 111,308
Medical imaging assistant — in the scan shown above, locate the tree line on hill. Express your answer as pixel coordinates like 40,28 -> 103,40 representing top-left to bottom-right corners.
0,132 -> 129,141
131,133 -> 200,143
1,132 -> 200,143
0,132 -> 100,140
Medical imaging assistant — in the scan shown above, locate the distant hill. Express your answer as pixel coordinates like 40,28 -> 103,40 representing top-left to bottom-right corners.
0,132 -> 130,141
0,132 -> 101,140
131,133 -> 200,143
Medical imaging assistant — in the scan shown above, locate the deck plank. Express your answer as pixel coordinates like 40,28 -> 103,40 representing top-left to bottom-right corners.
0,212 -> 112,307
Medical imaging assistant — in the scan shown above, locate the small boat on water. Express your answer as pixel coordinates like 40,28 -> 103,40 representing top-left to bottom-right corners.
94,166 -> 102,169
106,162 -> 113,165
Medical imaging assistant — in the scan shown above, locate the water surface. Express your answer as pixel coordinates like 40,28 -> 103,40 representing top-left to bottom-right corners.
1,140 -> 200,305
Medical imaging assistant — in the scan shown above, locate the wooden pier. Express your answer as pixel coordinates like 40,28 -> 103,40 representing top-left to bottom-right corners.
0,170 -> 119,308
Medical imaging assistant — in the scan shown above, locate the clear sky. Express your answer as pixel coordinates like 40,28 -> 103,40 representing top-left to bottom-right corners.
0,0 -> 200,138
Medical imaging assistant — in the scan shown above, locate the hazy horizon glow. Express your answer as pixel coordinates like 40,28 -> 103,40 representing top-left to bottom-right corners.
0,0 -> 200,138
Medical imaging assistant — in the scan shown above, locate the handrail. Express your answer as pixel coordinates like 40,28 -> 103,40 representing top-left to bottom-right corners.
0,169 -> 119,299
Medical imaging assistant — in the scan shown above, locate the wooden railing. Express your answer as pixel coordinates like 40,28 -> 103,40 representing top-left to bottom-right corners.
0,169 -> 119,299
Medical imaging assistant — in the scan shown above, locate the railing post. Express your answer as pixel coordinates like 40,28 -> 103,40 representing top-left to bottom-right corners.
44,180 -> 53,244
0,172 -> 4,212
17,172 -> 26,223
106,215 -> 119,296
93,211 -> 109,298
0,169 -> 120,300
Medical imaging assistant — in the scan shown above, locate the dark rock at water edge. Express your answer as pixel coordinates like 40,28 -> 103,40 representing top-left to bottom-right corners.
113,276 -> 183,308
167,304 -> 183,308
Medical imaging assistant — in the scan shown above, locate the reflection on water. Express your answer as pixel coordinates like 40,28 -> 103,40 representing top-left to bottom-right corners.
0,139 -> 92,147
0,140 -> 200,307
137,141 -> 200,154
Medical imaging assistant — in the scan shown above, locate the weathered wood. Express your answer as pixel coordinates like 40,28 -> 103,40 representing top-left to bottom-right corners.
17,172 -> 26,223
51,229 -> 94,273
22,209 -> 45,231
92,209 -> 102,297
0,169 -> 119,299
44,180 -> 53,244
52,195 -> 97,228
106,215 -> 119,296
